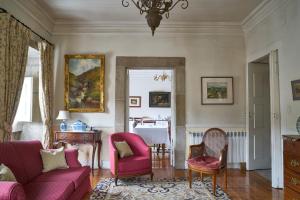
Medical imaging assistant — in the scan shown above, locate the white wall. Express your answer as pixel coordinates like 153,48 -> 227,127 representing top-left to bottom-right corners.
129,70 -> 171,119
52,34 -> 246,164
244,0 -> 300,135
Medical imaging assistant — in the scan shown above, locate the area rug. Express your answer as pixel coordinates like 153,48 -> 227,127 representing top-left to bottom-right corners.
90,177 -> 230,200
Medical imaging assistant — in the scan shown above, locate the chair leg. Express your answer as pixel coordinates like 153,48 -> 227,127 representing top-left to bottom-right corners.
115,176 -> 118,186
188,168 -> 192,188
200,172 -> 203,181
225,168 -> 228,189
212,175 -> 216,195
150,172 -> 154,181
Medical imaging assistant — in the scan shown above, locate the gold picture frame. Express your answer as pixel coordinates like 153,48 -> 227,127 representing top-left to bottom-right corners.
64,54 -> 105,112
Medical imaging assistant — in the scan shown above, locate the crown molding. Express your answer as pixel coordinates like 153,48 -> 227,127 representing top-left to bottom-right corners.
242,0 -> 289,34
12,0 -> 55,33
52,21 -> 243,36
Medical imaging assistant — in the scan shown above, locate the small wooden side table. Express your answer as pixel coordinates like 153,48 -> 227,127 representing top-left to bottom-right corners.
54,130 -> 102,172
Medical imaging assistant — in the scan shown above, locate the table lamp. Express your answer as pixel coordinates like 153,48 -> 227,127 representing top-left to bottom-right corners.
56,110 -> 70,131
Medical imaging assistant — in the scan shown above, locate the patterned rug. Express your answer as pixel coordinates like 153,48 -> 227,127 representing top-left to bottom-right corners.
90,177 -> 230,200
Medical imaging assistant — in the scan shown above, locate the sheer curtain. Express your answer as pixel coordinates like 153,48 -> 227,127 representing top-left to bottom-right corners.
39,42 -> 54,148
0,13 -> 31,142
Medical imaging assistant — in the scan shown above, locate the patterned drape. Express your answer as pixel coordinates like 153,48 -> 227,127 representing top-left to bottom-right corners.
0,13 -> 31,142
39,42 -> 54,148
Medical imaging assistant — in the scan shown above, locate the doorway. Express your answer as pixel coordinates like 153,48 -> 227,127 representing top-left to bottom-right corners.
248,55 -> 272,181
247,50 -> 283,188
127,69 -> 173,168
115,56 -> 186,169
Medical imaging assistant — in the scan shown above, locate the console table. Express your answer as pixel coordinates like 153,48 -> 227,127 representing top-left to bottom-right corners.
54,130 -> 102,172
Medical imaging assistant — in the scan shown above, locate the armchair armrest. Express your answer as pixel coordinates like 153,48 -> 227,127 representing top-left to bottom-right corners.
219,144 -> 228,168
65,148 -> 82,168
0,182 -> 26,200
189,142 -> 205,159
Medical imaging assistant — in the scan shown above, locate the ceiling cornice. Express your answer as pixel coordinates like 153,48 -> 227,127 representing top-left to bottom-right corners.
242,0 -> 289,34
12,0 -> 55,33
53,21 -> 243,36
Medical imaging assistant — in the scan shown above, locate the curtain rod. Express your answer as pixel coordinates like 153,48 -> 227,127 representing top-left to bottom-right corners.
0,7 -> 54,46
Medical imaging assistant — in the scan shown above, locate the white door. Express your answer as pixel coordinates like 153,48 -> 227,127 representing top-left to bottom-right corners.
248,63 -> 271,170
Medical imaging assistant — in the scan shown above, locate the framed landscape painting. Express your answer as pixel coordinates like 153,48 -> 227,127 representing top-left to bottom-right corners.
129,96 -> 141,107
149,92 -> 171,108
64,54 -> 105,112
201,77 -> 234,105
292,79 -> 300,100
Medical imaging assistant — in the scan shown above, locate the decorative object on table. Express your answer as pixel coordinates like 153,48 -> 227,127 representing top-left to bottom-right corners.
153,71 -> 171,81
291,79 -> 300,100
297,116 -> 300,134
56,110 -> 70,131
129,96 -> 141,107
149,92 -> 171,107
201,77 -> 234,105
90,177 -> 230,200
72,120 -> 88,131
121,0 -> 189,36
65,54 -> 105,112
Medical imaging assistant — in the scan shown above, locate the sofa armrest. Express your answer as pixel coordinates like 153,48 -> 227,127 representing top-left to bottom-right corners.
65,148 -> 82,168
0,182 -> 26,200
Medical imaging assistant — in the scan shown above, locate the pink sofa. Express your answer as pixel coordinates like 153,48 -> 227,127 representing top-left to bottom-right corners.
0,141 -> 91,200
109,132 -> 153,185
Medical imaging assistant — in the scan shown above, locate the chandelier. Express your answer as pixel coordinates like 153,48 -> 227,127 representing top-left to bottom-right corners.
153,71 -> 171,81
122,0 -> 189,36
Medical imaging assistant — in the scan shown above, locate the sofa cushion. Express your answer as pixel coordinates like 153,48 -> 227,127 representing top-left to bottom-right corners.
114,141 -> 134,158
32,166 -> 90,189
187,156 -> 221,170
0,164 -> 16,181
118,156 -> 150,173
40,147 -> 69,172
0,142 -> 28,184
24,181 -> 74,200
11,141 -> 44,183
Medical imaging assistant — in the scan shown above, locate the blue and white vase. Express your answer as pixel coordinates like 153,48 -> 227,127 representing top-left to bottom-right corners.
297,116 -> 300,134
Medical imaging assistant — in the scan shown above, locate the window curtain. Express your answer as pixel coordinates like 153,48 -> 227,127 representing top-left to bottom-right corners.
0,13 -> 31,142
39,42 -> 54,148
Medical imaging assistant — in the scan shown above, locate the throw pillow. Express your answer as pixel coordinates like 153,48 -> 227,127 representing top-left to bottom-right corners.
114,141 -> 134,158
0,164 -> 16,181
40,147 -> 69,172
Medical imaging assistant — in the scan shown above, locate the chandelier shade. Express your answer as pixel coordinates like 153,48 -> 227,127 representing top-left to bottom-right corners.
122,0 -> 189,36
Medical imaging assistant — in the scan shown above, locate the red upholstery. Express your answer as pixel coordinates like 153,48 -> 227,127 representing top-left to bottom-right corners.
109,132 -> 152,179
24,181 -> 74,200
33,167 -> 90,189
0,140 -> 91,200
187,156 -> 220,170
0,182 -> 26,200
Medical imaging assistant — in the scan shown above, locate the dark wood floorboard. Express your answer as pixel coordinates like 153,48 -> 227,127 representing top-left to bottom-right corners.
84,152 -> 283,200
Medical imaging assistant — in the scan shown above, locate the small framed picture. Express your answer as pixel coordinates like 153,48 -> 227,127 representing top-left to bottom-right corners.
149,92 -> 171,108
291,79 -> 300,100
129,96 -> 141,107
201,77 -> 234,105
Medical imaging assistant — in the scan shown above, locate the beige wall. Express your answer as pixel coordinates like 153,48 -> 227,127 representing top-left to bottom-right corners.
52,34 -> 246,168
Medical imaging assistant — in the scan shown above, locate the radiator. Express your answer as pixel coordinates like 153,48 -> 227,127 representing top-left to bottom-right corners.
187,128 -> 247,168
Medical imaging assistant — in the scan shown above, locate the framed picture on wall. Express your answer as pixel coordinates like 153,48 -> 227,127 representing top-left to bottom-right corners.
64,54 -> 105,112
201,77 -> 234,105
129,96 -> 141,107
292,79 -> 300,100
149,92 -> 171,108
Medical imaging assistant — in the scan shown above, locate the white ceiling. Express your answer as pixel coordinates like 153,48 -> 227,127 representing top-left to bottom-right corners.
35,0 -> 264,23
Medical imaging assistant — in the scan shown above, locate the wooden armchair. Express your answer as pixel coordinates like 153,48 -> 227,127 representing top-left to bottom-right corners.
187,128 -> 228,195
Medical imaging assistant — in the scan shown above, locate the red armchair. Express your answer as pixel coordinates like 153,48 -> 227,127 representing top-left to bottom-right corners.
187,128 -> 228,195
109,132 -> 153,185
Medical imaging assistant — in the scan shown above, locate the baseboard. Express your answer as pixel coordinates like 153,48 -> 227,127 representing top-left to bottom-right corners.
101,160 -> 110,169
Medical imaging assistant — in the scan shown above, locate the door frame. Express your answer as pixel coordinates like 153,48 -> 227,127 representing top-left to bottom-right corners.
115,56 -> 186,169
246,49 -> 283,188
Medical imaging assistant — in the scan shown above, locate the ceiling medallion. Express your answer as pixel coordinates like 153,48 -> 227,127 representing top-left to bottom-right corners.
122,0 -> 189,36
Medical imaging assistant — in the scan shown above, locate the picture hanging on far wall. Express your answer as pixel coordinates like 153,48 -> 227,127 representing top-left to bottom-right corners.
149,92 -> 171,108
291,79 -> 300,100
129,96 -> 141,107
201,77 -> 234,105
64,54 -> 105,112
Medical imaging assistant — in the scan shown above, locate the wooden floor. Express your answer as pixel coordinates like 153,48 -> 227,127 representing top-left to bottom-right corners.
84,152 -> 284,200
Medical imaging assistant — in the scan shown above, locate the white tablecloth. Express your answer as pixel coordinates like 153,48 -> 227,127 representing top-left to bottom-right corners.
133,124 -> 170,146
